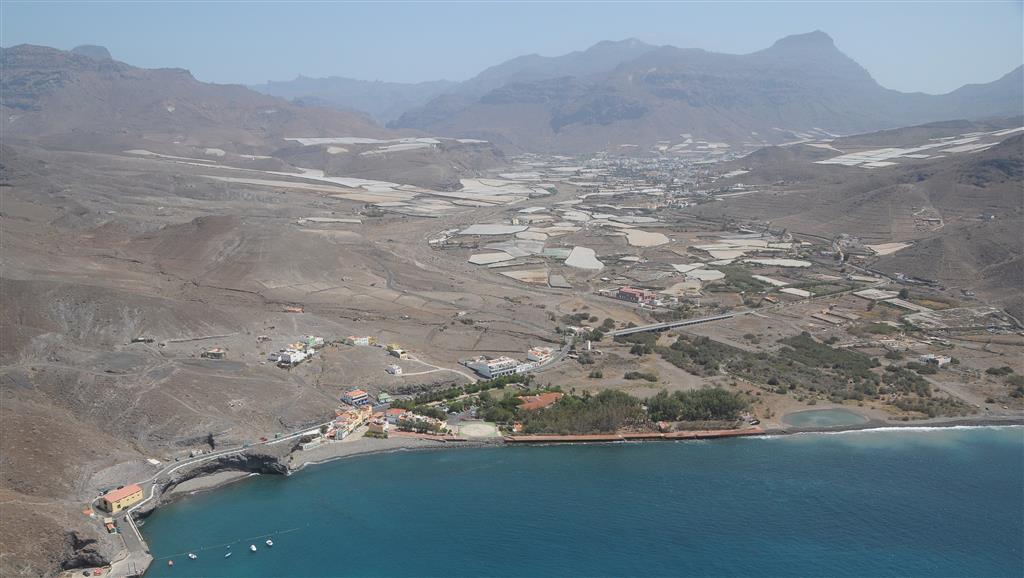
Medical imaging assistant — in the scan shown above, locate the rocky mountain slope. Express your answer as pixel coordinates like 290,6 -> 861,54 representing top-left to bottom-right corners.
0,140 -> 536,575
1,44 -> 391,153
1,44 -> 508,190
695,129 -> 1023,317
250,76 -> 457,125
391,32 -> 1023,152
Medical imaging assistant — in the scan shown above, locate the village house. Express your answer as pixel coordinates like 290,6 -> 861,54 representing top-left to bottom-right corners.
385,408 -> 408,424
920,354 -> 953,367
342,389 -> 370,406
98,484 -> 144,514
332,404 -> 373,438
200,347 -> 227,359
344,336 -> 376,346
466,355 -> 520,378
517,392 -> 564,411
527,346 -> 554,363
616,286 -> 657,304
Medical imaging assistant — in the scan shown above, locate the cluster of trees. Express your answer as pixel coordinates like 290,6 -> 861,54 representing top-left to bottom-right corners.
646,388 -> 748,422
851,322 -> 900,336
624,371 -> 658,382
714,266 -> 769,294
476,389 -> 523,423
656,335 -> 734,376
652,305 -> 698,323
391,374 -> 529,410
777,333 -> 879,382
615,332 -> 657,356
892,396 -> 969,418
397,418 -> 446,434
519,390 -> 646,435
558,314 -> 615,342
655,331 -> 962,414
881,366 -> 932,397
727,332 -> 883,401
904,361 -> 938,375
560,312 -> 597,326
986,366 -> 1015,376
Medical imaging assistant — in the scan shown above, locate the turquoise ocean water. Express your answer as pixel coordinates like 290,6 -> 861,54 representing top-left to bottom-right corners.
142,427 -> 1023,577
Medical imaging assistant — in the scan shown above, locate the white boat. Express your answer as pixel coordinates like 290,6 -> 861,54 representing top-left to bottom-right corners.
250,544 -> 257,552
224,552 -> 232,558
188,553 -> 197,560
265,539 -> 273,547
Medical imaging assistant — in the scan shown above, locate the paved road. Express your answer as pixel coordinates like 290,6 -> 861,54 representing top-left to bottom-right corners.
108,419 -> 334,577
530,337 -> 573,374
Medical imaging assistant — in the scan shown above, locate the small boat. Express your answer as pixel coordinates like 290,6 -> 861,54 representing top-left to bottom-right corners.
167,560 -> 174,567
249,544 -> 257,552
265,539 -> 273,547
188,553 -> 197,560
224,552 -> 232,558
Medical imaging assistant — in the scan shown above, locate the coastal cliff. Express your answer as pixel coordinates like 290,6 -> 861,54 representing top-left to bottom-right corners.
138,449 -> 292,518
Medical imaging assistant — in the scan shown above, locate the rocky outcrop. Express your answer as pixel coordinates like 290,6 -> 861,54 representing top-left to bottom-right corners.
135,449 -> 291,519
59,531 -> 108,571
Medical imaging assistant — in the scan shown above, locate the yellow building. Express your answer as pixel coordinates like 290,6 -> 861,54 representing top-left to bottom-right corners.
99,484 -> 144,513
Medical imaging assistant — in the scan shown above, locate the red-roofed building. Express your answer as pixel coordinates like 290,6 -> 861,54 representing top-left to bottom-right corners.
616,286 -> 657,304
342,389 -> 370,406
517,392 -> 564,411
99,484 -> 143,513
385,408 -> 408,424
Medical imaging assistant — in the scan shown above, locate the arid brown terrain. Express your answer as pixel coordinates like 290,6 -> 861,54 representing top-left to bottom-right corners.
1,41 -> 1022,577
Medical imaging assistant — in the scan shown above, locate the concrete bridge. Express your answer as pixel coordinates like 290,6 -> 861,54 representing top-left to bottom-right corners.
608,313 -> 738,337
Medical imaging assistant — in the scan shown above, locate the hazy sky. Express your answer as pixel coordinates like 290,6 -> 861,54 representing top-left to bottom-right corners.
3,1 -> 1022,94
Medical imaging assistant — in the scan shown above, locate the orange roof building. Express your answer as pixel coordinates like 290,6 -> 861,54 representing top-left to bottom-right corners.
517,392 -> 564,411
99,484 -> 143,514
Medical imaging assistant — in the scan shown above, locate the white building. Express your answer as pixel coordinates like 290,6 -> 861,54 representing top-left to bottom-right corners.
516,361 -> 538,374
527,347 -> 554,363
919,354 -> 952,367
386,364 -> 403,375
466,356 -> 520,379
277,349 -> 307,367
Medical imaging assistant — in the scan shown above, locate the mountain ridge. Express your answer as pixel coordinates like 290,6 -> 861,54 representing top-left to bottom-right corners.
389,31 -> 1022,152
1,44 -> 393,153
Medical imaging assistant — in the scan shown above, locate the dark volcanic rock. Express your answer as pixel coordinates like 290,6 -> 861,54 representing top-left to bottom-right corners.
59,532 -> 108,570
70,45 -> 112,61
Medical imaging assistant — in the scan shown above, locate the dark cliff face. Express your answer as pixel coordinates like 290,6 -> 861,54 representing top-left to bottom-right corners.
59,532 -> 108,571
154,451 -> 290,504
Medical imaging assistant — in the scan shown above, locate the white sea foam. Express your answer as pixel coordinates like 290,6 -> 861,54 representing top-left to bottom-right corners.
755,424 -> 1022,440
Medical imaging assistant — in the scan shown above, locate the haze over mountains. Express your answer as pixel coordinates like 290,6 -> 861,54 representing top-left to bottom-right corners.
254,32 -> 1022,152
1,44 -> 389,154
250,76 -> 457,125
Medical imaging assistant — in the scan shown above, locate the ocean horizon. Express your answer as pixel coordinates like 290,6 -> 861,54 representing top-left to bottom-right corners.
142,426 -> 1024,577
